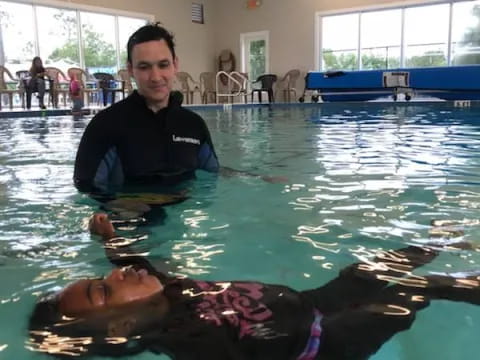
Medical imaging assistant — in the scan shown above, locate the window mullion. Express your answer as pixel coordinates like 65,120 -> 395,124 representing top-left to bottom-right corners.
32,5 -> 40,57
447,1 -> 453,66
357,13 -> 362,70
115,16 -> 121,71
77,10 -> 84,69
400,8 -> 405,67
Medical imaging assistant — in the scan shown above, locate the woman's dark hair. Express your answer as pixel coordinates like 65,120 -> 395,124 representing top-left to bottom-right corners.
28,283 -> 210,358
30,56 -> 43,73
127,22 -> 176,63
28,292 -> 148,358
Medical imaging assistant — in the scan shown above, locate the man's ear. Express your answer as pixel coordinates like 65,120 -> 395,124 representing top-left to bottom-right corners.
127,62 -> 133,77
107,316 -> 137,337
173,56 -> 179,73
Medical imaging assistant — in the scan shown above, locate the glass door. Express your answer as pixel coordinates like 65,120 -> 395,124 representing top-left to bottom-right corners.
240,30 -> 269,82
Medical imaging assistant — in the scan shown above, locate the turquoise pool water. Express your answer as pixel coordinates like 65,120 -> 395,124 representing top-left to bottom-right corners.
2,103 -> 480,359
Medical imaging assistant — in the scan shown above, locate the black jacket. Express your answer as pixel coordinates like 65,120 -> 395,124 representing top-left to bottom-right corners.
74,91 -> 219,194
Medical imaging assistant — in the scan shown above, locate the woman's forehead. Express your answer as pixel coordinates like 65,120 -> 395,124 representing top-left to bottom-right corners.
58,279 -> 95,314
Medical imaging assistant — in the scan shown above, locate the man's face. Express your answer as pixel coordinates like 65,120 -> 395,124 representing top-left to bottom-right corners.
58,267 -> 164,316
128,39 -> 178,111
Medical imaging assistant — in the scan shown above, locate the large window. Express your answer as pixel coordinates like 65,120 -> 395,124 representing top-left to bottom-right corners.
80,11 -> 116,74
360,9 -> 401,70
318,0 -> 480,70
404,4 -> 449,68
322,14 -> 358,71
0,1 -> 36,74
0,1 -> 149,75
37,7 -> 80,70
451,0 -> 480,65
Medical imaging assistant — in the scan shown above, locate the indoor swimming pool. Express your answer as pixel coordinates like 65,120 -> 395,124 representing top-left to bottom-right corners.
2,102 -> 480,359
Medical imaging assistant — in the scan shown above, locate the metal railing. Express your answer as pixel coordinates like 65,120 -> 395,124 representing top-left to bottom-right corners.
215,71 -> 248,103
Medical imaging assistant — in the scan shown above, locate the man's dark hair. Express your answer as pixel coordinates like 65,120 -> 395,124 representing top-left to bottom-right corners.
127,22 -> 176,63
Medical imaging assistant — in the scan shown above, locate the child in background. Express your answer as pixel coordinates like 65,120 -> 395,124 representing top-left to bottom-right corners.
69,74 -> 84,115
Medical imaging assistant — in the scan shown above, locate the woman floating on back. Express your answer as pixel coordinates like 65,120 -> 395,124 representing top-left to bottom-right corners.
28,213 -> 480,359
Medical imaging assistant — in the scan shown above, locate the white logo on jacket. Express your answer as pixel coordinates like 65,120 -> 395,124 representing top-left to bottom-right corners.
172,135 -> 201,145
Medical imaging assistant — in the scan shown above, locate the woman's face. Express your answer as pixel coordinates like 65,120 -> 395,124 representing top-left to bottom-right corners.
58,267 -> 164,316
34,58 -> 42,67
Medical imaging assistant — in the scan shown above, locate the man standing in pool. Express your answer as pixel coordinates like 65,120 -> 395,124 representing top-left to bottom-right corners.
29,213 -> 480,359
73,23 -> 219,196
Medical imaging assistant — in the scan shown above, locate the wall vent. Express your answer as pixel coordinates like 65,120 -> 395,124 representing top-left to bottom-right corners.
192,3 -> 204,24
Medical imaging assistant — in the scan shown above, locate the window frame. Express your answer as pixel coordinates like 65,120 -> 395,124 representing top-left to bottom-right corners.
315,0 -> 477,70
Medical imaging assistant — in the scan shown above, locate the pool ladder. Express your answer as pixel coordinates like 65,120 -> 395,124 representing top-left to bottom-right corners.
215,71 -> 249,104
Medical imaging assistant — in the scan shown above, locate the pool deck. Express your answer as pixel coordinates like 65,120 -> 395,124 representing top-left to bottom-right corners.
0,98 -> 479,118
0,106 -> 97,118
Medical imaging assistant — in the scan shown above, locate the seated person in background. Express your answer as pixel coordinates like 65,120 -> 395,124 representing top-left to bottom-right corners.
29,213 -> 480,359
26,56 -> 47,110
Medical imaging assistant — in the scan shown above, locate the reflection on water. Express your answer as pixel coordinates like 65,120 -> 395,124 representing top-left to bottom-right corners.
171,240 -> 225,275
0,105 -> 479,358
27,331 -> 94,357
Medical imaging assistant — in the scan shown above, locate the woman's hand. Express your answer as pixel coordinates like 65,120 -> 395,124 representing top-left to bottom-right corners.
89,213 -> 116,239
